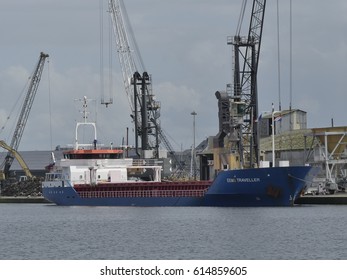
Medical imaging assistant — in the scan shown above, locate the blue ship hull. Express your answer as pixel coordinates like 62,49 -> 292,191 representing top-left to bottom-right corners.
42,166 -> 315,207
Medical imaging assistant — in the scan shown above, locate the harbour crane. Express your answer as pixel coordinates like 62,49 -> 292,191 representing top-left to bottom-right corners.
227,0 -> 266,168
0,52 -> 49,180
108,0 -> 158,155
108,0 -> 184,172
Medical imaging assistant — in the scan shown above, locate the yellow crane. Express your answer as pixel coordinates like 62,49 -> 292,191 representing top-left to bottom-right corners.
0,140 -> 33,181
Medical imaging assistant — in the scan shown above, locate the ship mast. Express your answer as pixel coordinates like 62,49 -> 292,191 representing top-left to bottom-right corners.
74,96 -> 97,150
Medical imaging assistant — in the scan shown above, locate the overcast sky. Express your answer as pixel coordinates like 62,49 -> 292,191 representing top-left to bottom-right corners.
1,0 -> 347,152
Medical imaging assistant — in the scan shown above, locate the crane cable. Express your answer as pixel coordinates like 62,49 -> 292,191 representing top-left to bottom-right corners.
289,0 -> 293,111
120,0 -> 146,72
100,0 -> 114,107
108,11 -> 114,104
0,71 -> 31,143
47,57 -> 53,151
99,0 -> 105,104
236,0 -> 248,36
276,0 -> 282,111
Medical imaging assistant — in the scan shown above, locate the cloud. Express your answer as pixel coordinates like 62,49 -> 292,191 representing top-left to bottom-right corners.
1,0 -> 347,152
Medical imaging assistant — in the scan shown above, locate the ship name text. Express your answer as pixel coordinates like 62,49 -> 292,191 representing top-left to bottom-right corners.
227,177 -> 261,183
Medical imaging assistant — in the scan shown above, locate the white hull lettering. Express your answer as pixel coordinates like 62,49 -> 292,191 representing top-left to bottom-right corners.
227,178 -> 261,183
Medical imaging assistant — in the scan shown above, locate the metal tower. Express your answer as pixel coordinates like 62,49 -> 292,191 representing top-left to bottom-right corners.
227,0 -> 266,168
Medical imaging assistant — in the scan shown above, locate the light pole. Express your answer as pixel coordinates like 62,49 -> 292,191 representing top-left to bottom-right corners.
271,104 -> 280,167
191,111 -> 197,180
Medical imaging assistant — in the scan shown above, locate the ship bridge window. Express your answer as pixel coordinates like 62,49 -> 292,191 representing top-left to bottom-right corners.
45,173 -> 62,181
64,152 -> 124,159
99,154 -> 110,159
97,153 -> 123,159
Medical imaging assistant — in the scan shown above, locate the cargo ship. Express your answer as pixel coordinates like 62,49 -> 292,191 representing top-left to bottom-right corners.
42,156 -> 314,207
41,97 -> 315,207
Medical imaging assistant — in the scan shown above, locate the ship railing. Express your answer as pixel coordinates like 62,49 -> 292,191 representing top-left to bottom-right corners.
131,159 -> 163,166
